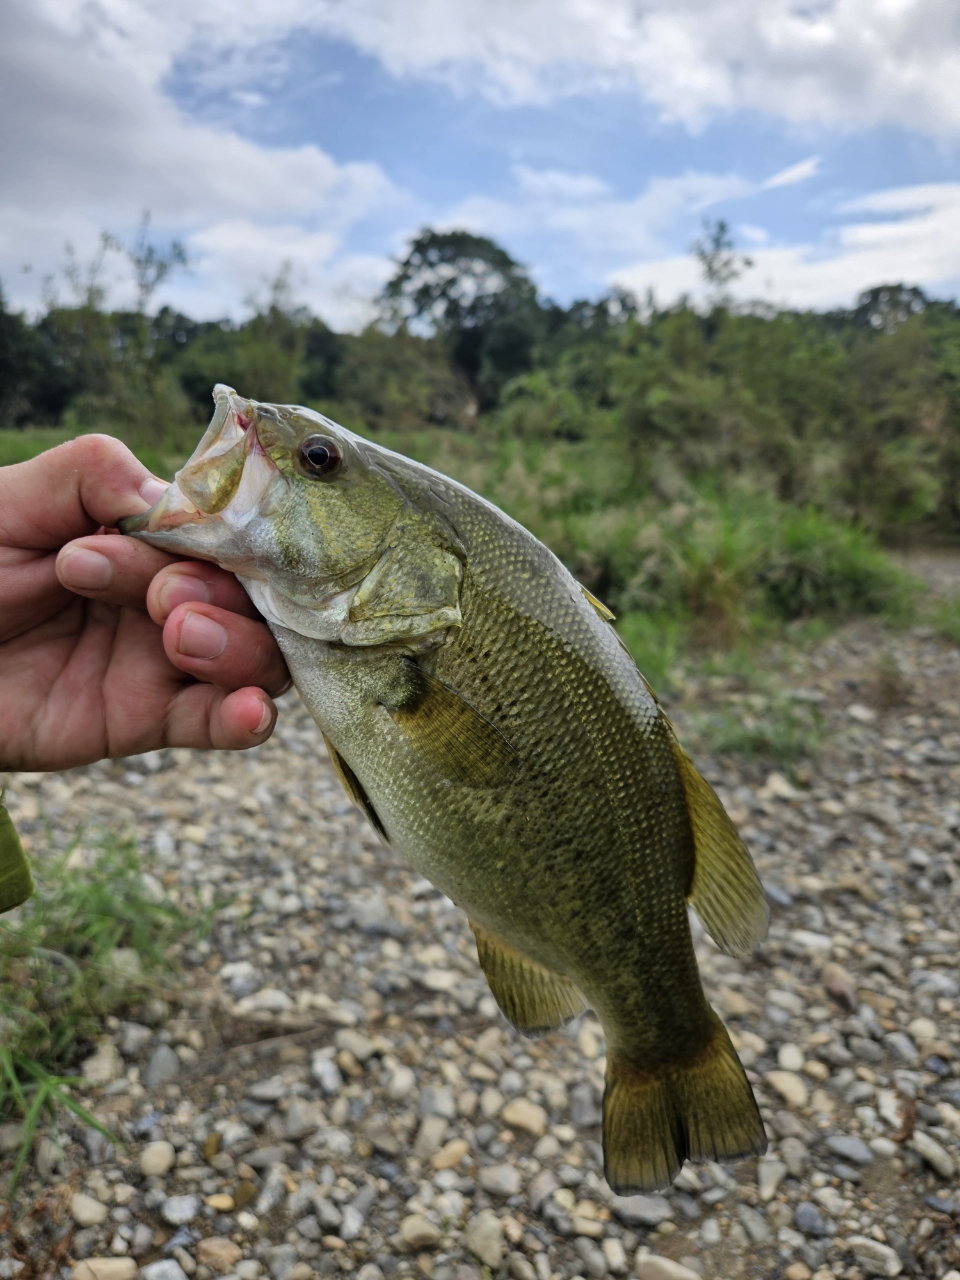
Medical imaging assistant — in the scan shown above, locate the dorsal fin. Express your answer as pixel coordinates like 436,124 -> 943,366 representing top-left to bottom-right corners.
670,739 -> 769,956
580,585 -> 616,622
470,921 -> 586,1036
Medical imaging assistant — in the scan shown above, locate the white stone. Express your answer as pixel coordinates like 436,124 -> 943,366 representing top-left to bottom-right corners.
160,1194 -> 200,1225
233,987 -> 294,1014
139,1264 -> 189,1280
764,1070 -> 809,1108
479,1163 -> 522,1197
80,1039 -> 123,1085
845,1236 -> 902,1277
70,1193 -> 109,1227
757,1156 -> 788,1202
847,704 -> 877,724
777,1043 -> 804,1072
139,1140 -> 175,1177
501,1097 -> 548,1137
465,1210 -> 504,1268
911,1130 -> 956,1178
636,1259 -> 701,1280
71,1260 -> 137,1280
399,1214 -> 442,1249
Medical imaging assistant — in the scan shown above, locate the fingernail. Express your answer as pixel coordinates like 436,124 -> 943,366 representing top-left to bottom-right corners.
254,702 -> 272,735
59,548 -> 113,591
159,572 -> 211,615
140,476 -> 168,506
178,611 -> 227,659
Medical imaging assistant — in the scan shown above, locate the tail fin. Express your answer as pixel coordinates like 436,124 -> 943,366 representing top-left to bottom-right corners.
603,1010 -> 766,1193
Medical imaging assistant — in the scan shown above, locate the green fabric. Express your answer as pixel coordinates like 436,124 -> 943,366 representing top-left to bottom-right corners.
0,800 -> 33,913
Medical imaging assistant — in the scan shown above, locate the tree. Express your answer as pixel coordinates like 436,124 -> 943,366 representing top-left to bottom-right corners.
691,219 -> 753,305
852,284 -> 927,335
380,229 -> 543,407
104,212 -> 188,314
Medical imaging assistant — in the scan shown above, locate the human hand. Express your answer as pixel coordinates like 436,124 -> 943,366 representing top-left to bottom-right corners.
0,434 -> 290,771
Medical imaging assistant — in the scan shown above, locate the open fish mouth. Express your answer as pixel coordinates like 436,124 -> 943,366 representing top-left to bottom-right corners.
119,384 -> 281,539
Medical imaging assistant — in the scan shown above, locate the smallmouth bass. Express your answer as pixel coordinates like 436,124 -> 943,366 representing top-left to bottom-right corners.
121,384 -> 769,1191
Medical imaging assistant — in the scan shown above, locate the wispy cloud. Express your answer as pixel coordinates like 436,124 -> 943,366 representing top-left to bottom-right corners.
763,156 -> 821,189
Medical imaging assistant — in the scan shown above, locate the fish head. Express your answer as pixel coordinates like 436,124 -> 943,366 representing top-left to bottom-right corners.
120,385 -> 460,645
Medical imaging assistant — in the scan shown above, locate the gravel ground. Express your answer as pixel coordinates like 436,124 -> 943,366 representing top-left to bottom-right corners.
3,611 -> 960,1280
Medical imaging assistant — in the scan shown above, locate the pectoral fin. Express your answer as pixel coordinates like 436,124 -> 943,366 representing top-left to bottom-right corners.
471,921 -> 585,1036
0,801 -> 33,914
322,734 -> 389,842
671,740 -> 769,956
384,665 -> 517,788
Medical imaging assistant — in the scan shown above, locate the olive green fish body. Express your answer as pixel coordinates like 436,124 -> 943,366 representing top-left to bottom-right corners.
122,385 -> 769,1190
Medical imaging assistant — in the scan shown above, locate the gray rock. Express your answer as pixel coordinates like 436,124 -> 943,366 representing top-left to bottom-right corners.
846,1235 -> 903,1276
780,1136 -> 809,1177
794,1202 -> 827,1236
256,1165 -> 289,1215
160,1195 -> 200,1226
246,1144 -> 292,1169
529,1169 -> 560,1212
826,1134 -> 874,1165
884,1032 -> 919,1065
311,1053 -> 344,1097
849,1035 -> 884,1063
247,1075 -> 286,1101
570,1082 -> 602,1127
738,1205 -> 770,1243
296,1214 -> 323,1241
340,1204 -> 365,1240
119,1021 -> 153,1056
609,1194 -> 674,1227
574,1237 -> 607,1279
145,1043 -> 181,1088
465,1210 -> 504,1268
139,1265 -> 188,1280
419,1085 -> 456,1119
317,1197 -> 344,1229
261,1244 -> 299,1280
478,1163 -> 522,1197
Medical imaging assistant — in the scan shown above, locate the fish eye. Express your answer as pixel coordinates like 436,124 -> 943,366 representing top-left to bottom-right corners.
299,435 -> 342,478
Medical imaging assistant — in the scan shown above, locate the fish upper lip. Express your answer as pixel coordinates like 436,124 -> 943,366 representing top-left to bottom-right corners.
119,387 -> 278,534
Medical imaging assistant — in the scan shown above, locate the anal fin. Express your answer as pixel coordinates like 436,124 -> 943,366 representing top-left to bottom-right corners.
671,738 -> 769,956
322,734 -> 389,842
470,921 -> 585,1036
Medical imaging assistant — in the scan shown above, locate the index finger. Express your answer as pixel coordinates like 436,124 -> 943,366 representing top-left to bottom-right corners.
0,435 -> 167,549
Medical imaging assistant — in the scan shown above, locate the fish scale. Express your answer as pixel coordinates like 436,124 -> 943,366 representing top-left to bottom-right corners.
121,383 -> 770,1191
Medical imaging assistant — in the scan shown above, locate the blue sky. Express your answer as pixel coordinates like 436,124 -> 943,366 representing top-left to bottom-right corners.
3,1 -> 960,326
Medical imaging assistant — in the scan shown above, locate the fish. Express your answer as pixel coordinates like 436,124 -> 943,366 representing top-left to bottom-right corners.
121,383 -> 769,1191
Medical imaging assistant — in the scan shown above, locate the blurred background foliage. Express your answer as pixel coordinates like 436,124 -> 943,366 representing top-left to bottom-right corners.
5,222 -> 960,682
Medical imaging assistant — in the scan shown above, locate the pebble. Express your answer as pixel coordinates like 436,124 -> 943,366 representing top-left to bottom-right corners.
70,1193 -> 109,1227
765,1070 -> 809,1108
139,1265 -> 188,1280
911,1129 -> 956,1178
794,1202 -> 827,1236
144,1043 -> 180,1088
71,1262 -> 137,1280
845,1236 -> 903,1277
80,1039 -> 123,1085
196,1239 -> 243,1274
465,1209 -> 504,1268
139,1140 -> 175,1176
825,1134 -> 873,1165
635,1259 -> 701,1280
777,1043 -> 804,1071
609,1195 -> 674,1227
478,1163 -> 522,1196
757,1156 -> 788,1201
160,1195 -> 200,1225
400,1215 -> 442,1249
501,1096 -> 548,1136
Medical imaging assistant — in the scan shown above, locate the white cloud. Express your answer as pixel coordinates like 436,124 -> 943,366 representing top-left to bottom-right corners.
126,0 -> 960,137
763,156 -> 821,189
610,182 -> 960,310
0,0 -> 407,324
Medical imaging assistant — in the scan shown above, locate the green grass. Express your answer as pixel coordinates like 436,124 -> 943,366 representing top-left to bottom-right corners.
0,832 -> 206,1192
0,428 -> 76,467
690,691 -> 825,769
